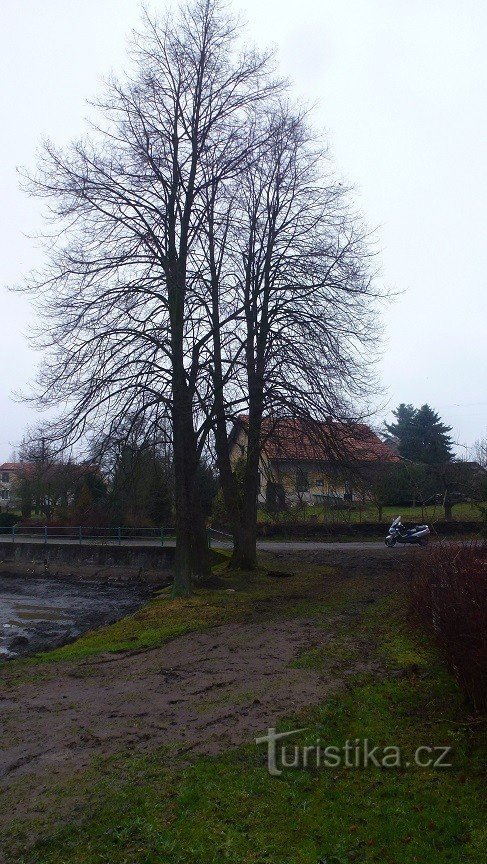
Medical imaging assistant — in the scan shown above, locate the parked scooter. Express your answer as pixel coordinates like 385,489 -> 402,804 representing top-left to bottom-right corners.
385,516 -> 430,547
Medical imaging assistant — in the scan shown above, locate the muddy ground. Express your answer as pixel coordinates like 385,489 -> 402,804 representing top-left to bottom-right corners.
0,570 -> 158,659
0,547 -> 413,841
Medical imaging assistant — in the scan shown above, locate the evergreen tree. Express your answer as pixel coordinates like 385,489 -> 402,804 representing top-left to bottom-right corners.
384,404 -> 416,456
411,405 -> 454,465
385,403 -> 454,465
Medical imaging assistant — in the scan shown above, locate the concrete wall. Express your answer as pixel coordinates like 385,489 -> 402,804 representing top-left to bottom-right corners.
0,541 -> 175,574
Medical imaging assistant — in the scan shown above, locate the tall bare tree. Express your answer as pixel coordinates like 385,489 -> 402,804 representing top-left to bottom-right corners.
19,0 -> 279,593
473,435 -> 487,469
203,106 -> 382,567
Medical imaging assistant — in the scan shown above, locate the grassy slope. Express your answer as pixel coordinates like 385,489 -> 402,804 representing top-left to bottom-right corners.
2,557 -> 486,864
31,561 -> 334,663
257,502 -> 486,524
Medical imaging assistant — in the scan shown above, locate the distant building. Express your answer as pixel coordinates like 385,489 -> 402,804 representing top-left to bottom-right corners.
0,463 -> 24,512
229,416 -> 399,509
0,460 -> 103,516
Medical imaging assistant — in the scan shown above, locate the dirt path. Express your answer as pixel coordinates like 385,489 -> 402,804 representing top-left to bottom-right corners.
0,618 -> 343,768
0,549 -> 405,834
0,615 -> 381,826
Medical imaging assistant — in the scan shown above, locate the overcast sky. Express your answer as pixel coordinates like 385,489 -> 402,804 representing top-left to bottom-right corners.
1,0 -> 486,460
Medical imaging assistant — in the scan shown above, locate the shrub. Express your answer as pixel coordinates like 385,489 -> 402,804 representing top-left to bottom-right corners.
410,542 -> 487,712
255,519 -> 481,539
0,513 -> 19,528
211,487 -> 228,528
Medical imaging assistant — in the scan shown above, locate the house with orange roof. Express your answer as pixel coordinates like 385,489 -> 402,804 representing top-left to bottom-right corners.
228,416 -> 399,509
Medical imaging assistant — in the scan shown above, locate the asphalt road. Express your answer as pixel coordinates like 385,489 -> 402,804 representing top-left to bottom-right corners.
0,535 -> 412,552
255,540 -> 408,552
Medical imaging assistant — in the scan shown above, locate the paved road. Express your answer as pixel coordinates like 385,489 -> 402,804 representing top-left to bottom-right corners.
255,540 -> 408,552
0,535 -> 414,552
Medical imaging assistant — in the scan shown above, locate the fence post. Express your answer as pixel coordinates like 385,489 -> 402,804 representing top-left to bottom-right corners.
207,529 -> 211,550
79,526 -> 82,546
117,527 -> 121,546
11,525 -> 15,544
44,526 -> 47,546
160,528 -> 164,547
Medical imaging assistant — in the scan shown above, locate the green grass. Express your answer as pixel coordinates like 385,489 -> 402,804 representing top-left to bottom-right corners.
2,559 -> 486,863
9,686 -> 486,864
37,587 -> 243,662
29,561 -> 335,663
257,502 -> 486,525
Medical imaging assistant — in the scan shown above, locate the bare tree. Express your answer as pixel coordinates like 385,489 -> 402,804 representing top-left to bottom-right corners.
19,0 -> 278,593
473,434 -> 487,469
16,437 -> 99,522
203,105 -> 382,567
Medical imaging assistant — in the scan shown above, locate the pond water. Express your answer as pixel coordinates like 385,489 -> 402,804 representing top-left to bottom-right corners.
0,573 -> 152,659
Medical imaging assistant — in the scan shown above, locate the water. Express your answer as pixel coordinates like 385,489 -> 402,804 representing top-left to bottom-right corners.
0,574 -> 152,659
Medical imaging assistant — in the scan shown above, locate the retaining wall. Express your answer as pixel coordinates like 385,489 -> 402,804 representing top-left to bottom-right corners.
0,541 -> 175,574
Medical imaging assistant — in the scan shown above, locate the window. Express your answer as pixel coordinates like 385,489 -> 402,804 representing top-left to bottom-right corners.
296,467 -> 309,493
1,490 -> 8,499
1,472 -> 9,483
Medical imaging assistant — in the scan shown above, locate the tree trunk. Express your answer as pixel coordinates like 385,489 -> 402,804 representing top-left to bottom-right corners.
173,494 -> 193,597
232,389 -> 263,570
172,429 -> 196,596
171,351 -> 210,593
232,514 -> 258,570
213,415 -> 247,569
172,446 -> 211,595
207,238 -> 246,568
189,491 -> 211,580
172,466 -> 211,590
235,461 -> 260,569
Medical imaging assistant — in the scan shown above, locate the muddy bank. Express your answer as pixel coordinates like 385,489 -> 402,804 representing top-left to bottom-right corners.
0,571 -> 158,660
0,558 -> 173,585
260,544 -> 416,576
0,547 -> 400,842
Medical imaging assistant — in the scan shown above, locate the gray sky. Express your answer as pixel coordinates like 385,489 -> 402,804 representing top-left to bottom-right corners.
1,0 -> 486,460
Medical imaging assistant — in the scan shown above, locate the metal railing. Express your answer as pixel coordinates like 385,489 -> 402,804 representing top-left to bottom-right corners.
0,525 -> 170,546
207,528 -> 233,548
0,525 -> 233,547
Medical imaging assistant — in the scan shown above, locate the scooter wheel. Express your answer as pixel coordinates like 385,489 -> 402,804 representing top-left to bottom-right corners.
385,536 -> 396,548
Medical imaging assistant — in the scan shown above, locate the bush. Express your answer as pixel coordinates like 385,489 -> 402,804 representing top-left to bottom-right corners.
255,519 -> 481,539
211,488 -> 228,528
410,542 -> 487,712
0,513 -> 19,528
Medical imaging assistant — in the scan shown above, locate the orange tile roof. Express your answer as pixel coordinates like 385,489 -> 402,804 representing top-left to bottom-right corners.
234,416 -> 399,464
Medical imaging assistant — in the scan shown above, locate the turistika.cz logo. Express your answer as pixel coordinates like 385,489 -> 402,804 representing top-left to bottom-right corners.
255,728 -> 453,776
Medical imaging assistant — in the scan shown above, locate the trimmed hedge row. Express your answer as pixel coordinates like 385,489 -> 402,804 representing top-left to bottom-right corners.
410,542 -> 487,712
254,520 -> 483,539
